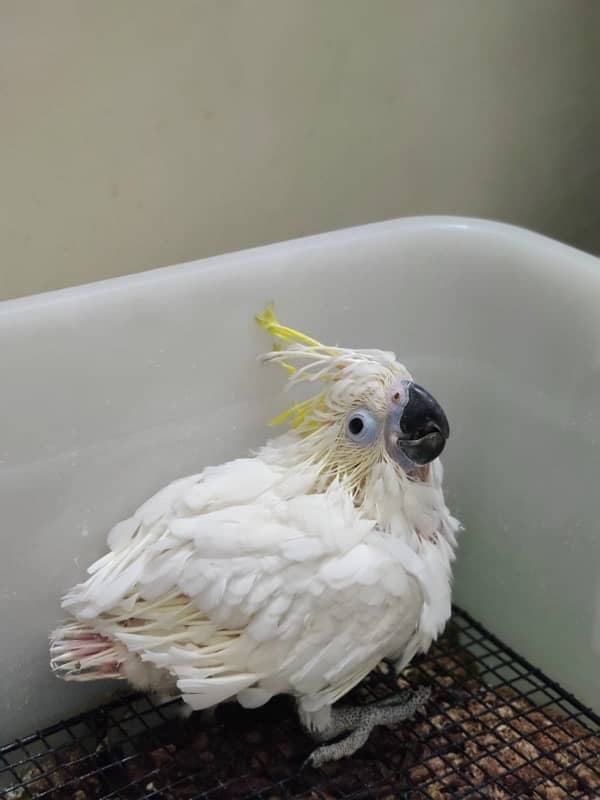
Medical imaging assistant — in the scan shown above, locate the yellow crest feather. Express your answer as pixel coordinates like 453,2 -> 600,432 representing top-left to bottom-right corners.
256,303 -> 326,428
255,303 -> 321,351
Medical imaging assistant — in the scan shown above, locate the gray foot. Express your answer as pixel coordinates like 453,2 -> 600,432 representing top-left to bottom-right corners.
305,686 -> 430,768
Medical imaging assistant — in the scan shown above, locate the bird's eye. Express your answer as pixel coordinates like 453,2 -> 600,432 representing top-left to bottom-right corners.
345,409 -> 379,444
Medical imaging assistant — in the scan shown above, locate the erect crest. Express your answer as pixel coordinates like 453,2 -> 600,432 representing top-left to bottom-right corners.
255,304 -> 410,433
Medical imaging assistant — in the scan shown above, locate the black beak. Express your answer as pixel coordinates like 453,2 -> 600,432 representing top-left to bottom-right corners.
396,383 -> 450,466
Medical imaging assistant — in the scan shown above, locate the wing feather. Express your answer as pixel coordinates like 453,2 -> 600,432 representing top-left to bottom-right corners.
61,459 -> 426,712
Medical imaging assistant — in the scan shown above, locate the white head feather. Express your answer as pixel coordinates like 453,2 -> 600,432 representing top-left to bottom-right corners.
255,305 -> 445,511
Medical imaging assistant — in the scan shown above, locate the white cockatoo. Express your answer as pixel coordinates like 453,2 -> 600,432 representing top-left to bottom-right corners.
50,305 -> 460,765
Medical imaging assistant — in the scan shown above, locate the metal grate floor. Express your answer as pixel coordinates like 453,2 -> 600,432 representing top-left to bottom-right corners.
2,608 -> 599,800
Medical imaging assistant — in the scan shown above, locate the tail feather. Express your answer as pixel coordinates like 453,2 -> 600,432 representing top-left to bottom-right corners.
50,622 -> 126,681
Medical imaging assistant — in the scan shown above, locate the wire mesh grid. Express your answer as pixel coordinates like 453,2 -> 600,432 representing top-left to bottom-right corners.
2,607 -> 599,800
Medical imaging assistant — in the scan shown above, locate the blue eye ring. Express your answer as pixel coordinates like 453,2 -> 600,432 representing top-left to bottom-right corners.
345,408 -> 379,445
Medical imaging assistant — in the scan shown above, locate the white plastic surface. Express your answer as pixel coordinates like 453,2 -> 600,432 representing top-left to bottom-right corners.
1,217 -> 599,738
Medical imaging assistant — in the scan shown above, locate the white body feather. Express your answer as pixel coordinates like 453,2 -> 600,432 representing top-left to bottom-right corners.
52,447 -> 459,728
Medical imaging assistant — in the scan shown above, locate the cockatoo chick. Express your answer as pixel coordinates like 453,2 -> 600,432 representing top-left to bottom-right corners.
50,305 -> 460,766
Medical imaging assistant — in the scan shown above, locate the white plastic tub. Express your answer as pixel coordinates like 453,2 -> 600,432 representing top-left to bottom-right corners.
1,216 -> 599,739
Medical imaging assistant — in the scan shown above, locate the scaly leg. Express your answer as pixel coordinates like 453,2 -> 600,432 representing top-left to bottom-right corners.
305,686 -> 430,768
